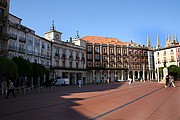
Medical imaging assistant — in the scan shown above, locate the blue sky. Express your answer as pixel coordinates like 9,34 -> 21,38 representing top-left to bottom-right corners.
10,0 -> 180,47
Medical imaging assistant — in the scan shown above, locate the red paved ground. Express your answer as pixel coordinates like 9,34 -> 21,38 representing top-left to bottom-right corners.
0,81 -> 179,120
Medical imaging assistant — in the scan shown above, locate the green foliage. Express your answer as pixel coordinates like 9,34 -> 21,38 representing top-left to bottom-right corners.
168,65 -> 178,74
32,63 -> 47,77
12,57 -> 33,78
0,57 -> 18,81
159,67 -> 164,75
168,65 -> 180,80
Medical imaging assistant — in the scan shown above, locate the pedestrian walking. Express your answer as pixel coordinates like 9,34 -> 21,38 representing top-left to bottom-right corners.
169,76 -> 176,87
96,79 -> 99,85
165,75 -> 170,88
78,79 -> 82,88
129,78 -> 133,85
6,80 -> 16,98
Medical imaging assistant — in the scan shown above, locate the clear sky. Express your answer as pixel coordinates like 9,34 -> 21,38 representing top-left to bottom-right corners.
10,0 -> 180,47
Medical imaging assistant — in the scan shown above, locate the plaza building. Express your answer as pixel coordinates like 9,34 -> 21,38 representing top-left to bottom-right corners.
7,14 -> 51,67
154,34 -> 180,81
0,0 -> 10,57
81,36 -> 153,83
44,24 -> 87,85
6,13 -> 51,86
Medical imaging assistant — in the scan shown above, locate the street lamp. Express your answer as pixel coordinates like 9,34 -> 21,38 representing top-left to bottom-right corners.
156,62 -> 160,82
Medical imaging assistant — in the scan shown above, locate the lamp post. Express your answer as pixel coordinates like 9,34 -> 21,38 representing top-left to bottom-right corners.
156,62 -> 160,82
143,63 -> 145,81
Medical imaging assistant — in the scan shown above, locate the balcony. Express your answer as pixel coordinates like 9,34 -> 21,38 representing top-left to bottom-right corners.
55,53 -> 60,58
9,33 -> 17,40
0,0 -> 7,8
69,55 -> 72,60
87,58 -> 92,61
8,45 -> 17,51
61,54 -> 66,60
41,53 -> 46,58
76,56 -> 79,61
87,51 -> 92,54
82,57 -> 85,62
102,59 -> 108,62
95,51 -> 100,54
95,59 -> 100,62
19,36 -> 26,43
18,47 -> 26,53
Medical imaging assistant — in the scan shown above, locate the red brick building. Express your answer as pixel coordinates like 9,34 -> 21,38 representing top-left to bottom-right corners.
81,36 -> 151,83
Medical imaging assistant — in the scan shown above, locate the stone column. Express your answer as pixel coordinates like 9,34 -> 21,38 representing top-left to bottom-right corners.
152,71 -> 154,80
75,73 -> 77,84
121,70 -> 124,80
133,71 -> 135,82
100,70 -> 103,82
93,70 -> 95,82
107,70 -> 110,83
143,64 -> 145,81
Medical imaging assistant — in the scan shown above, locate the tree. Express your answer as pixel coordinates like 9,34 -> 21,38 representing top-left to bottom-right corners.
0,57 -> 18,82
12,57 -> 32,86
32,63 -> 47,86
168,65 -> 179,80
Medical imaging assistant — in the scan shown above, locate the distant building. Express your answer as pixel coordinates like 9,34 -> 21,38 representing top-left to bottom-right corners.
0,0 -> 10,57
7,13 -> 51,68
44,23 -> 87,85
6,13 -> 51,86
154,34 -> 180,81
81,36 -> 152,83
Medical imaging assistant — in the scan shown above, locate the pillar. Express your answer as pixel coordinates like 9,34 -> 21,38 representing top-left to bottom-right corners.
133,71 -> 135,82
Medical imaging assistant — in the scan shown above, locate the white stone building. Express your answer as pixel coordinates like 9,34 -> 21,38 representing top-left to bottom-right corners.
44,23 -> 87,85
154,34 -> 180,81
7,13 -> 51,67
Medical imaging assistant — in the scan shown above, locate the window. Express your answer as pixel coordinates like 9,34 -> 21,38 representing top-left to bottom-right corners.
95,47 -> 99,53
163,51 -> 166,56
157,52 -> 159,57
103,47 -> 106,53
117,48 -> 121,54
28,45 -> 32,53
88,46 -> 92,52
110,56 -> 114,61
110,48 -> 113,54
55,48 -> 59,54
35,47 -> 39,55
95,54 -> 99,60
129,50 -> 132,55
170,49 -> 174,54
134,50 -> 137,54
117,56 -> 120,61
88,54 -> 92,60
144,51 -> 147,56
0,8 -> 3,20
123,49 -> 126,54
103,55 -> 107,60
171,56 -> 174,62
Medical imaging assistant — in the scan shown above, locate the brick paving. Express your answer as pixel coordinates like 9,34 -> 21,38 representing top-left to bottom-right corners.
0,81 -> 179,120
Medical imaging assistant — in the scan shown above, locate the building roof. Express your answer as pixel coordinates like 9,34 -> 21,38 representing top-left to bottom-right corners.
81,36 -> 129,45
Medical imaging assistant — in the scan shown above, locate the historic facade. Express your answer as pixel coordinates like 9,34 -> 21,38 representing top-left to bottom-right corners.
81,36 -> 152,83
7,13 -> 51,67
154,34 -> 180,81
0,0 -> 10,56
44,24 -> 87,85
